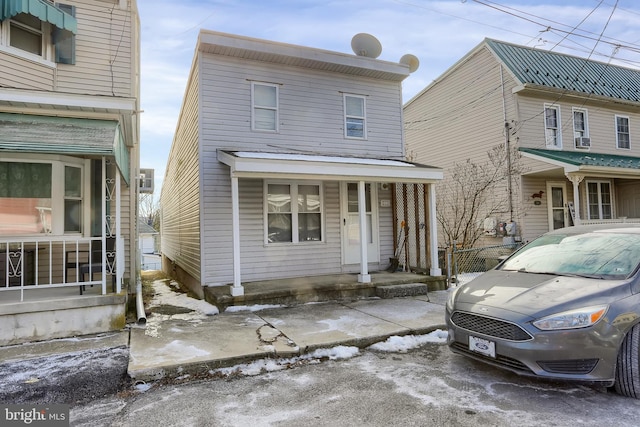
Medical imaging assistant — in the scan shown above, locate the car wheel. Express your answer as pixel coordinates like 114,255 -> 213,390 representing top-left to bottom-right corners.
615,323 -> 640,398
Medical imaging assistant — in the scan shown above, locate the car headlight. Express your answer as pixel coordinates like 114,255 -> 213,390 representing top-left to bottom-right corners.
533,305 -> 608,330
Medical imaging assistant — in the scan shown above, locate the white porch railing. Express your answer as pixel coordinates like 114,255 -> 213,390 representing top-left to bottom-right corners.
580,218 -> 640,225
0,237 -> 119,302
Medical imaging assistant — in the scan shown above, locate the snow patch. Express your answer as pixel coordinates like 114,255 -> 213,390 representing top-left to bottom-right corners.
368,330 -> 448,353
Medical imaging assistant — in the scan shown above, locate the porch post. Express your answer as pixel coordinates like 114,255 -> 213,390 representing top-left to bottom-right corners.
230,175 -> 244,296
115,165 -> 122,293
566,174 -> 584,225
428,183 -> 442,276
101,157 -> 107,295
357,180 -> 370,283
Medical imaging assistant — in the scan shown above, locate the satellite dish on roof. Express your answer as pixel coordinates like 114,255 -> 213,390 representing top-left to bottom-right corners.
351,33 -> 382,58
400,54 -> 420,73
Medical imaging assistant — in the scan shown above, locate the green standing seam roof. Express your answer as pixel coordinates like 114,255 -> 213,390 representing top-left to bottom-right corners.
519,148 -> 640,170
0,113 -> 130,184
0,0 -> 77,34
486,39 -> 640,103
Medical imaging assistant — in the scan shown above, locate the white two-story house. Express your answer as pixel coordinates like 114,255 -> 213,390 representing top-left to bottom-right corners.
405,38 -> 640,246
160,30 -> 443,303
0,0 -> 140,344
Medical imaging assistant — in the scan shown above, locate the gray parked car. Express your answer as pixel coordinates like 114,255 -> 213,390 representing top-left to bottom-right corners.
445,224 -> 640,398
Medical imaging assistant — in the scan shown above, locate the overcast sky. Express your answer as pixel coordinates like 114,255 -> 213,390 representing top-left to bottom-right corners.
136,0 -> 640,194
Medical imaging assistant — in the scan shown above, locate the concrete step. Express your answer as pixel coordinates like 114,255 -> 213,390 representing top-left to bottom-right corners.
375,283 -> 428,299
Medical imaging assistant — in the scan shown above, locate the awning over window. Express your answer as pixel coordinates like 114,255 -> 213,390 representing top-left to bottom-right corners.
0,0 -> 77,34
0,113 -> 130,184
520,148 -> 640,178
218,150 -> 443,183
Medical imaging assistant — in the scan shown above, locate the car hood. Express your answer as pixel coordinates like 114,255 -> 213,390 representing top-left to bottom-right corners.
454,269 -> 630,318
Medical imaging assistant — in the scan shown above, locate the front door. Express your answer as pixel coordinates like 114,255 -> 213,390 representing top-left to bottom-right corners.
547,182 -> 568,230
342,182 -> 379,264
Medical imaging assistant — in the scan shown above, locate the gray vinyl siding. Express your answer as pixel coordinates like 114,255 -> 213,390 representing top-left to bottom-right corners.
198,53 -> 405,286
161,64 -> 201,282
0,0 -> 134,97
199,54 -> 405,158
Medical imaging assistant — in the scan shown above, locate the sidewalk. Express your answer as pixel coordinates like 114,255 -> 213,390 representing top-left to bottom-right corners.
0,289 -> 450,402
127,291 -> 449,381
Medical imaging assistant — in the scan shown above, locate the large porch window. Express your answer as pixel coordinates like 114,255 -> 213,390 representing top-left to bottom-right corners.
587,180 -> 613,220
0,157 -> 86,236
266,181 -> 323,243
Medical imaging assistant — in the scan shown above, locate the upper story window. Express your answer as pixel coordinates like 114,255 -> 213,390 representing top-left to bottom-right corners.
252,82 -> 279,132
573,108 -> 590,149
616,115 -> 630,149
0,3 -> 76,65
344,94 -> 366,139
544,104 -> 561,149
265,182 -> 323,244
0,158 -> 85,236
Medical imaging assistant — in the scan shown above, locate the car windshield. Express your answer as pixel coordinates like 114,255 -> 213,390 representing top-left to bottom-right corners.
500,231 -> 640,279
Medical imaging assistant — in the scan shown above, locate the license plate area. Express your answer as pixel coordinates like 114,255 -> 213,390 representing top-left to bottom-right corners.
469,336 -> 496,358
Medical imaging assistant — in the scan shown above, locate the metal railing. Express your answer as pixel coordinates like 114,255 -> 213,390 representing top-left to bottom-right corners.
0,237 -> 118,301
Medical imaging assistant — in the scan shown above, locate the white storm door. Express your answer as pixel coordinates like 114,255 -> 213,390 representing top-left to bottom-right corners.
547,182 -> 568,230
342,182 -> 379,264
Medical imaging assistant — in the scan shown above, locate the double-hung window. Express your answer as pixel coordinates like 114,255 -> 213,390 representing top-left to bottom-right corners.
616,115 -> 630,149
266,182 -> 323,243
573,108 -> 589,148
252,82 -> 278,132
544,104 -> 561,148
1,4 -> 76,64
344,94 -> 366,139
587,180 -> 613,220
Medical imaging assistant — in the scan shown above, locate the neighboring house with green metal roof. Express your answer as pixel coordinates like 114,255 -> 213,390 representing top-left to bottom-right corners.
405,38 -> 640,245
0,0 -> 141,345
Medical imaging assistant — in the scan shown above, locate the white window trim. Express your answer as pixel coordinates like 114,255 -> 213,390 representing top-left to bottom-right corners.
586,179 -> 614,220
544,103 -> 562,149
251,82 -> 279,133
615,114 -> 630,150
344,94 -> 367,140
0,153 -> 87,236
263,180 -> 324,245
572,107 -> 589,148
0,17 -> 56,67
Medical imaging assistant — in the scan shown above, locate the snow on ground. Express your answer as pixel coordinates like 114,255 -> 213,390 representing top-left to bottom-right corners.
201,330 -> 447,381
225,304 -> 286,313
147,279 -> 219,316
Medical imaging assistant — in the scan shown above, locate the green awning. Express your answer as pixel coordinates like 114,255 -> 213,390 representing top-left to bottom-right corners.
1,0 -> 77,34
520,148 -> 640,177
0,113 -> 130,184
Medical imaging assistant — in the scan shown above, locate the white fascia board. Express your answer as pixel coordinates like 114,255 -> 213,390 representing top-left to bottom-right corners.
0,88 -> 137,112
218,151 -> 443,183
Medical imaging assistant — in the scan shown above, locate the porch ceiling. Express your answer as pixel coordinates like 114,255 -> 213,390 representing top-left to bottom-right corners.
217,150 -> 443,183
520,148 -> 640,179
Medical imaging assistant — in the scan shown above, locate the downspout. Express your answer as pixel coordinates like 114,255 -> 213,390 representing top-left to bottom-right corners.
136,277 -> 146,324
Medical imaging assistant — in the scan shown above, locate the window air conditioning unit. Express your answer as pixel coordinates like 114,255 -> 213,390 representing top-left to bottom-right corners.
575,136 -> 591,148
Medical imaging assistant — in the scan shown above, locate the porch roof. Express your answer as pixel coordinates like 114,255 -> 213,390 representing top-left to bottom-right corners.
520,148 -> 640,178
217,150 -> 443,183
0,113 -> 130,184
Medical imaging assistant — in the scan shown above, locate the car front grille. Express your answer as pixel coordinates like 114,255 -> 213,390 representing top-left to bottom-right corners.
450,342 -> 534,374
450,311 -> 533,341
537,359 -> 599,375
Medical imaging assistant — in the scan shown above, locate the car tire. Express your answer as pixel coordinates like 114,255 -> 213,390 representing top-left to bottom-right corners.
615,323 -> 640,398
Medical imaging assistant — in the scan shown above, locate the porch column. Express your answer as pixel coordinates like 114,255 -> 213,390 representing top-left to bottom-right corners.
230,175 -> 244,296
115,163 -> 122,293
566,173 -> 584,226
428,183 -> 442,276
357,180 -> 370,283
